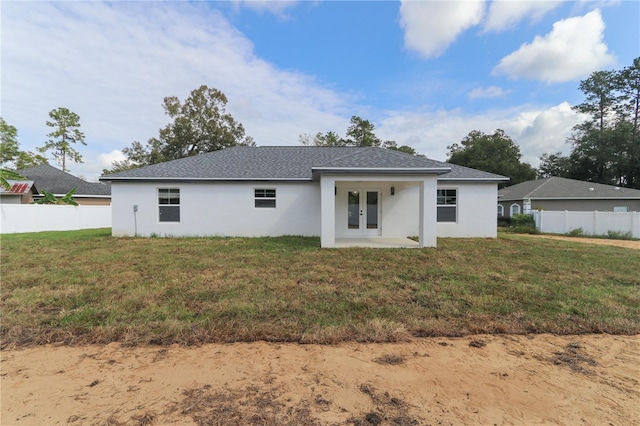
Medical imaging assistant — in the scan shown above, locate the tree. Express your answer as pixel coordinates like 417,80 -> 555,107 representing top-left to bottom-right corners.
447,129 -> 536,186
615,57 -> 640,188
111,85 -> 255,171
299,131 -> 345,146
1,116 -> 48,175
0,117 -> 20,166
382,140 -> 418,155
14,151 -> 49,170
39,107 -> 86,172
0,169 -> 25,190
567,58 -> 640,188
537,152 -> 571,178
33,188 -> 78,205
298,115 -> 424,156
344,116 -> 381,147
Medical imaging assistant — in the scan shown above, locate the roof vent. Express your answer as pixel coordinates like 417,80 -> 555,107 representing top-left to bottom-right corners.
588,187 -> 595,191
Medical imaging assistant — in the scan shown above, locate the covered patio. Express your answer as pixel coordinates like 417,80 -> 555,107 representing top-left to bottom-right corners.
317,169 -> 450,248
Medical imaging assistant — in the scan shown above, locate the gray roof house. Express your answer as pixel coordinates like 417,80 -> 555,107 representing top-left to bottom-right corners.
498,176 -> 640,217
101,146 -> 507,247
19,164 -> 111,205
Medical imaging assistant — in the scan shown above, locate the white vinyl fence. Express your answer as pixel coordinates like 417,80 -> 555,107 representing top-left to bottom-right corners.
0,204 -> 111,234
531,210 -> 640,238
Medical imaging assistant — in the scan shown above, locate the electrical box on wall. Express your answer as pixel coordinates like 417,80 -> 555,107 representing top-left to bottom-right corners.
133,205 -> 138,212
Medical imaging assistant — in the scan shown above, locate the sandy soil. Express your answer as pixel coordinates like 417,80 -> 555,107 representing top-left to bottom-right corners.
2,334 -> 639,425
519,234 -> 640,250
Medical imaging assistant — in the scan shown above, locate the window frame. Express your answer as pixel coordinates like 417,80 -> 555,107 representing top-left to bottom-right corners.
158,188 -> 180,223
254,188 -> 276,208
510,203 -> 521,216
497,204 -> 504,217
437,188 -> 457,223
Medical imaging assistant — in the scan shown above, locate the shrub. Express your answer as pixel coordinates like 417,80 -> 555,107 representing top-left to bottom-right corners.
511,225 -> 540,234
512,213 -> 536,228
567,228 -> 585,237
497,216 -> 512,227
606,230 -> 633,240
506,214 -> 538,234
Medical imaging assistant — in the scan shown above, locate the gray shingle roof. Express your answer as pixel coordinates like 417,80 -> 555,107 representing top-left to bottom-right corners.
498,177 -> 640,200
100,146 -> 507,182
18,164 -> 111,196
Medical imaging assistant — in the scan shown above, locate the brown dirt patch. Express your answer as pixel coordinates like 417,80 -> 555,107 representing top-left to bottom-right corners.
520,234 -> 640,250
2,334 -> 639,425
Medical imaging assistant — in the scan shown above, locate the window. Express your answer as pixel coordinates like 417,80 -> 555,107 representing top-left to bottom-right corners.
255,188 -> 276,208
158,188 -> 180,222
510,203 -> 521,216
497,204 -> 504,217
437,189 -> 457,222
613,206 -> 629,212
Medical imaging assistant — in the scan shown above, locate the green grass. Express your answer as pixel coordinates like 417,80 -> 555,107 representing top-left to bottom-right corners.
1,228 -> 639,347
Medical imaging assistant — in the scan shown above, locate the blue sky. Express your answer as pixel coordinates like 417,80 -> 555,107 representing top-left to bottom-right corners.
2,1 -> 638,181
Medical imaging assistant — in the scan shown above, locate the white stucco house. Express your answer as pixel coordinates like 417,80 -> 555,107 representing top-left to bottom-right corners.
100,146 -> 508,247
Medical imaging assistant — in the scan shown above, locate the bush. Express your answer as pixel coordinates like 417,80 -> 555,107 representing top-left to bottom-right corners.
511,225 -> 540,234
505,214 -> 538,234
497,216 -> 512,227
512,213 -> 536,228
567,228 -> 585,237
606,230 -> 633,240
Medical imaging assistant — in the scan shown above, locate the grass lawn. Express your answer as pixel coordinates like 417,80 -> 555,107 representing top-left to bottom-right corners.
1,228 -> 639,348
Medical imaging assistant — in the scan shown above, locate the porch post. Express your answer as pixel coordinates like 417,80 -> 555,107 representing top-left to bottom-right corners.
320,175 -> 336,248
418,177 -> 437,248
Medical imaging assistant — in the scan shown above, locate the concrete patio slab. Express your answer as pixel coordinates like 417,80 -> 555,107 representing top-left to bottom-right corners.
334,237 -> 420,248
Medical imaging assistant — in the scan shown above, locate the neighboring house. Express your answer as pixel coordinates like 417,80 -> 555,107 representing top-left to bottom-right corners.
100,146 -> 508,247
18,164 -> 111,205
0,180 -> 38,204
498,176 -> 640,218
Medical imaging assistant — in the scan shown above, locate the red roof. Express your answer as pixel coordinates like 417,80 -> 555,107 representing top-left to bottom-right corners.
0,181 -> 35,194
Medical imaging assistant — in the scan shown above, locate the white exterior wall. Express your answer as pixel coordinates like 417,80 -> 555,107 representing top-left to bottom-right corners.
437,182 -> 498,238
110,179 -> 498,240
111,181 -> 320,237
378,182 -> 498,238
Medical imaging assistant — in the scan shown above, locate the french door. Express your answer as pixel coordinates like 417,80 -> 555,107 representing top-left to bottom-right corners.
346,189 -> 381,236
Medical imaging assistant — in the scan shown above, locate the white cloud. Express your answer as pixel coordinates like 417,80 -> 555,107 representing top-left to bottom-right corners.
492,9 -> 615,83
468,85 -> 510,99
238,0 -> 299,16
399,0 -> 485,59
98,150 -> 127,169
377,102 -> 585,167
483,0 -> 562,32
1,2 -> 351,180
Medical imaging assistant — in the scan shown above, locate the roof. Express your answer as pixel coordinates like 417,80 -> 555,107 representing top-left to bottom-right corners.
18,164 -> 111,197
498,177 -> 640,201
0,180 -> 36,195
100,146 -> 508,182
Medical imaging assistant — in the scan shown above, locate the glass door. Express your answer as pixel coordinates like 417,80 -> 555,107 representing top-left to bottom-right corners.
346,189 -> 381,236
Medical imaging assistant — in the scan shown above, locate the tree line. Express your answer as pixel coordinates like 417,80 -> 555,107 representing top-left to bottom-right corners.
538,58 -> 639,188
1,108 -> 85,172
3,57 -> 637,189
